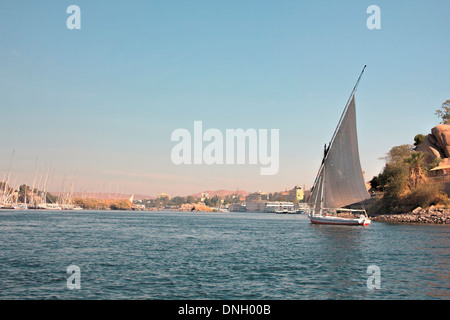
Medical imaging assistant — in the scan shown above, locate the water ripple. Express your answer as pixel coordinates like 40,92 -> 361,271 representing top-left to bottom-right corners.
0,210 -> 449,299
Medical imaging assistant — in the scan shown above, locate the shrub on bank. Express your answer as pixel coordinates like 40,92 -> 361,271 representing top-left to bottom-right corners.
404,183 -> 448,210
368,144 -> 449,215
73,198 -> 134,210
368,184 -> 448,215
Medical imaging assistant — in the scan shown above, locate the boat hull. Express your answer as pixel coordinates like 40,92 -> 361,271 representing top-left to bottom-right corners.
309,215 -> 371,226
275,210 -> 298,214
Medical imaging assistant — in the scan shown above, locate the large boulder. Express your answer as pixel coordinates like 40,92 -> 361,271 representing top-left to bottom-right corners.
431,125 -> 450,157
417,124 -> 450,164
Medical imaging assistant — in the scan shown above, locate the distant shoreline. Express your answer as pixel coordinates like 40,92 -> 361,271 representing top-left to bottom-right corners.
3,205 -> 450,224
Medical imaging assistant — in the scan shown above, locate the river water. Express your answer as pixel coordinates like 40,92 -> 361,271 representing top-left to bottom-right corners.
0,210 -> 448,299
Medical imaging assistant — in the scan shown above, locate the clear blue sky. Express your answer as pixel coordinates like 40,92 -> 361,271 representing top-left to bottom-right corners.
1,0 -> 449,196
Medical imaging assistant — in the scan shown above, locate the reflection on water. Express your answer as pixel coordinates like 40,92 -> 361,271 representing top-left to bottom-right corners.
0,210 -> 448,299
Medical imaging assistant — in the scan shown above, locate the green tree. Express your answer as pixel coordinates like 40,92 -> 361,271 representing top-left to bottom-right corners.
384,144 -> 413,164
369,145 -> 447,214
18,184 -> 31,203
435,99 -> 450,124
157,196 -> 170,207
369,161 -> 409,214
170,196 -> 186,206
369,175 -> 381,192
46,192 -> 58,204
413,134 -> 425,147
223,194 -> 242,205
209,195 -> 220,207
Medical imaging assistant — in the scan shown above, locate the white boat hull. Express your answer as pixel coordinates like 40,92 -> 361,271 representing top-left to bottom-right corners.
38,204 -> 62,210
309,214 -> 371,226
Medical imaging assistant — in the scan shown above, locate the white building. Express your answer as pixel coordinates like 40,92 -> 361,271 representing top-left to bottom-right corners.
245,201 -> 295,213
263,202 -> 295,213
246,201 -> 265,212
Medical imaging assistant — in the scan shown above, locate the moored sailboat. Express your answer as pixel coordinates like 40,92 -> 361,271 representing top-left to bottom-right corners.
307,66 -> 371,226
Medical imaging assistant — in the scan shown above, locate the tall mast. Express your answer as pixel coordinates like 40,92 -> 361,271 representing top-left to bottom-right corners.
42,165 -> 51,205
327,65 -> 366,155
30,158 -> 38,207
59,174 -> 67,205
308,66 -> 367,201
36,167 -> 44,204
68,173 -> 76,205
3,150 -> 15,203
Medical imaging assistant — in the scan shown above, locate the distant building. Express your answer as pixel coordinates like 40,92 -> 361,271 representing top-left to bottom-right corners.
289,185 -> 304,202
229,203 -> 246,212
268,186 -> 304,203
201,193 -> 209,202
240,186 -> 304,212
429,164 -> 450,195
263,202 -> 295,213
245,201 -> 295,213
246,201 -> 265,212
246,191 -> 269,202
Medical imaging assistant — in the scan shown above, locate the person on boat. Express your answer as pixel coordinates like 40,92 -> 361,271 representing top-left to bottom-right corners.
323,143 -> 330,160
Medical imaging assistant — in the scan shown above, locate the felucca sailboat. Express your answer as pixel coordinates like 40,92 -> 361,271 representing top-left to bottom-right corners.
307,66 -> 371,226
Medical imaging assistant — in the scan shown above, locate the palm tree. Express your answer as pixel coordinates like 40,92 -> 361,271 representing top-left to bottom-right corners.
404,151 -> 428,189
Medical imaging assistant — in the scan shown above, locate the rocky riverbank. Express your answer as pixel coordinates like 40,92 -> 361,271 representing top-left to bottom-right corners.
370,206 -> 450,224
178,203 -> 213,212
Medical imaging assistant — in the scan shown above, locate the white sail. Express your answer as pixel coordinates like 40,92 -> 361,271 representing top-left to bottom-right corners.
309,95 -> 370,212
309,168 -> 324,213
323,95 -> 370,208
